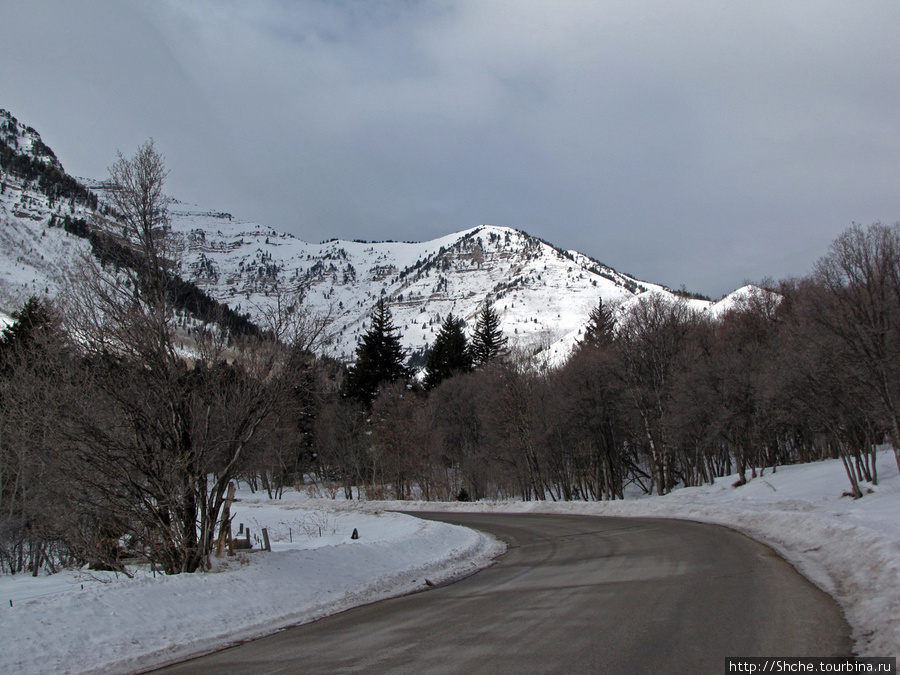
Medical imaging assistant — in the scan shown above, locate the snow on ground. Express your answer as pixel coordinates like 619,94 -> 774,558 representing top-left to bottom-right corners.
0,503 -> 503,674
2,452 -> 898,673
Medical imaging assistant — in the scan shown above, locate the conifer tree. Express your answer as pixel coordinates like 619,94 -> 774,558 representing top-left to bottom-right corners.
0,296 -> 60,380
581,296 -> 616,348
346,299 -> 408,406
470,301 -> 507,367
0,296 -> 54,354
424,312 -> 473,389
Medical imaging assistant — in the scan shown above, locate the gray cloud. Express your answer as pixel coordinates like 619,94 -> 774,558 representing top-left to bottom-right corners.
3,0 -> 900,297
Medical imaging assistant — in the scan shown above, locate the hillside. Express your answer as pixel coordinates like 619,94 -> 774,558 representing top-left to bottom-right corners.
0,109 -> 97,309
168,203 -> 661,362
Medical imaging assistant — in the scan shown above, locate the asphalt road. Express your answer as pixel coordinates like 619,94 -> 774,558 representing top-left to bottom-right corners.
153,513 -> 851,674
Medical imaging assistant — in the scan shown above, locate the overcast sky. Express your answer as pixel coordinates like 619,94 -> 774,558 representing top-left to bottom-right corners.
3,0 -> 900,298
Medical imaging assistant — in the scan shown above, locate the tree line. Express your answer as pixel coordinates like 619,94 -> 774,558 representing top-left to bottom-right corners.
311,222 -> 899,504
0,139 -> 897,577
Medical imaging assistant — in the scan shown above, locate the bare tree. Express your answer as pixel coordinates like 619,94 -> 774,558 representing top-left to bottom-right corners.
252,287 -> 334,353
0,299 -> 74,574
427,369 -> 497,501
704,288 -> 782,485
313,397 -> 369,499
615,292 -> 701,495
812,222 -> 900,472
370,382 -> 430,500
488,357 -> 549,501
771,278 -> 883,497
58,141 -> 313,573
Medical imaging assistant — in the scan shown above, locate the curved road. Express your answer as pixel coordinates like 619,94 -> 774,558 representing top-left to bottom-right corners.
155,513 -> 851,674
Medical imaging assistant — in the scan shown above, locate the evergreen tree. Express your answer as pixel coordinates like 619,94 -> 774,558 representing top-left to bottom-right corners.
345,299 -> 408,406
581,296 -> 616,349
424,312 -> 473,389
470,301 -> 507,366
2,297 -> 46,341
0,296 -> 55,360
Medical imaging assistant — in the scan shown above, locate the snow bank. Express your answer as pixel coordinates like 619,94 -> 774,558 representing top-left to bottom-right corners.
0,505 -> 503,674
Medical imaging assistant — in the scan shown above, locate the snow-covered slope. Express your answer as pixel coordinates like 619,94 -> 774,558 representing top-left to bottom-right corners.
167,203 -> 664,361
0,109 -> 96,310
169,202 -> 781,364
0,106 -> 758,364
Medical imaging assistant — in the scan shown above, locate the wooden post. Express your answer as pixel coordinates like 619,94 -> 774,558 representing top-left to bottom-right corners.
262,528 -> 271,552
216,482 -> 236,558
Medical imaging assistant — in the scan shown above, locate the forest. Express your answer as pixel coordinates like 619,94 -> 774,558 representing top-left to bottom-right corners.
1,142 -> 898,577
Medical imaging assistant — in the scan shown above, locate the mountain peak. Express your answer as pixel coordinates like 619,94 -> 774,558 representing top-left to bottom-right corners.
1,108 -> 62,171
163,206 -> 665,361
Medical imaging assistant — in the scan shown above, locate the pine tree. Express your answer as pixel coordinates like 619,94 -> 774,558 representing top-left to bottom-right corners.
470,301 -> 507,367
424,312 -> 473,389
345,299 -> 408,406
0,296 -> 57,374
0,296 -> 53,351
581,296 -> 616,348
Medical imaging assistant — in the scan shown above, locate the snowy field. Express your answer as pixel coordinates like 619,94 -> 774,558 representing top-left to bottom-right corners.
1,452 -> 898,673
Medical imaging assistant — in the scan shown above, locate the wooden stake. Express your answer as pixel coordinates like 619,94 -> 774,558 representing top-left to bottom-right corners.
216,482 -> 236,557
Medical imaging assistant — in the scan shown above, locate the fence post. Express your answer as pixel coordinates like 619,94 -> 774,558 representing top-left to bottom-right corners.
216,482 -> 236,557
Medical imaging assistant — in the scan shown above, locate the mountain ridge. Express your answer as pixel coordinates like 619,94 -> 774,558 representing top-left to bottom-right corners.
0,106 -> 743,364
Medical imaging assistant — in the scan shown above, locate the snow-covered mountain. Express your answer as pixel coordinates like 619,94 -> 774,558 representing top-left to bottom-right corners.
0,107 -> 745,363
0,109 -> 98,310
168,204 -> 655,362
